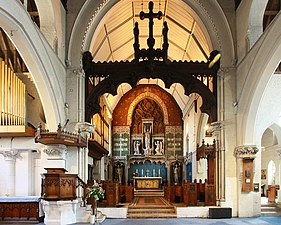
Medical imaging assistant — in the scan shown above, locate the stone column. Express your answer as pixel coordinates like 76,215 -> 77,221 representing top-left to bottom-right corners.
210,122 -> 224,203
75,122 -> 95,182
43,144 -> 67,169
234,145 -> 259,217
277,149 -> 281,203
0,150 -> 21,196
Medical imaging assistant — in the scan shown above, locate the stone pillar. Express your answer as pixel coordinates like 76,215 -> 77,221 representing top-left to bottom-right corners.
0,150 -> 21,196
234,145 -> 259,217
277,149 -> 281,203
75,122 -> 95,182
43,144 -> 67,169
210,122 -> 224,204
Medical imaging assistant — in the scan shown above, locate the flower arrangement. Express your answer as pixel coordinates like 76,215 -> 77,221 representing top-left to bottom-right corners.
86,180 -> 105,201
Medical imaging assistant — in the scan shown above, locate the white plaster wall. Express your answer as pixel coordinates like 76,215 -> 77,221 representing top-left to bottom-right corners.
0,137 -> 43,196
15,151 -> 29,196
0,154 -> 8,196
66,147 -> 79,174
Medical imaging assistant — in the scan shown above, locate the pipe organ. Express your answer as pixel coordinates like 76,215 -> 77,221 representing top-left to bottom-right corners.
0,58 -> 26,126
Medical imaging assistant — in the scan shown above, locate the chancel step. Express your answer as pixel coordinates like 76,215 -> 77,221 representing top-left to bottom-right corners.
127,205 -> 176,218
134,190 -> 164,197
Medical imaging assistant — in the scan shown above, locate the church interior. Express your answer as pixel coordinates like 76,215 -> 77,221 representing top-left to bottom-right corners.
1,0 -> 281,224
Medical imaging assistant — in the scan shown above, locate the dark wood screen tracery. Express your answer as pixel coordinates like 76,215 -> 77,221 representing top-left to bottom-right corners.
82,1 -> 220,123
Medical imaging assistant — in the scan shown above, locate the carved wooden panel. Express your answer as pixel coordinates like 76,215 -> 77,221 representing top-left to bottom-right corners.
187,182 -> 197,206
170,186 -> 175,202
125,185 -> 134,202
174,185 -> 183,202
0,202 -> 39,221
205,183 -> 216,206
42,174 -> 77,200
164,186 -> 170,202
183,183 -> 189,205
197,180 -> 205,203
105,183 -> 119,207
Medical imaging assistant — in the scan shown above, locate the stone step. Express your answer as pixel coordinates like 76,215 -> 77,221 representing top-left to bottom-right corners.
129,205 -> 174,209
134,190 -> 164,197
128,207 -> 175,213
127,213 -> 177,218
127,205 -> 176,218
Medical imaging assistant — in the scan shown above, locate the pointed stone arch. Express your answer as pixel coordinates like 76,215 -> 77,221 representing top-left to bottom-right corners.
0,0 -> 66,130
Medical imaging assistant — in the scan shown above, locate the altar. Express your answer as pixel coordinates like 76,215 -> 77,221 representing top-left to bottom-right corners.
133,177 -> 162,190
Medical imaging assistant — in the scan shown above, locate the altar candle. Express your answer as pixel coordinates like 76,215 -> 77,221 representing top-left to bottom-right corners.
158,169 -> 161,176
153,169 -> 155,177
142,169 -> 144,177
136,169 -> 138,176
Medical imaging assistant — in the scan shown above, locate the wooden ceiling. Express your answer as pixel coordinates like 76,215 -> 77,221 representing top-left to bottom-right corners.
263,0 -> 281,30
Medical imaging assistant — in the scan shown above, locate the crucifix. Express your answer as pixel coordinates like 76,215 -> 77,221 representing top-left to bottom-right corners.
140,1 -> 163,50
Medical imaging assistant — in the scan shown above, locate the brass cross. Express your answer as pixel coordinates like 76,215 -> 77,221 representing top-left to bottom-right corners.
140,1 -> 163,49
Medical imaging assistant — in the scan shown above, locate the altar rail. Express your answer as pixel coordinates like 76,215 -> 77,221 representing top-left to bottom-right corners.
0,196 -> 43,222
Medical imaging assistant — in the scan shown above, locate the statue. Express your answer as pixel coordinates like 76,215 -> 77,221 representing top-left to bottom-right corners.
173,164 -> 179,184
134,140 -> 141,155
116,166 -> 122,184
155,140 -> 163,155
143,125 -> 152,155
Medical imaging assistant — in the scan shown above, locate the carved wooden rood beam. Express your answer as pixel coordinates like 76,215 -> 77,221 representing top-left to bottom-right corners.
82,1 -> 220,123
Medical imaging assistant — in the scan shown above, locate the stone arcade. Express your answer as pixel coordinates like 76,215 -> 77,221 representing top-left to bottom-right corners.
1,1 -> 281,224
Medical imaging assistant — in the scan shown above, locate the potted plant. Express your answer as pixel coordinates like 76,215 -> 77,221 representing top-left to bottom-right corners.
86,180 -> 105,222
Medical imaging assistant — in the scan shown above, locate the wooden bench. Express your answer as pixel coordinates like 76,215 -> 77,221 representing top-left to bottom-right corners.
0,196 -> 44,222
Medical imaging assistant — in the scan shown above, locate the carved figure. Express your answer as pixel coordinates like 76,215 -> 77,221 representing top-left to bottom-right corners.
143,125 -> 152,154
173,164 -> 179,184
155,140 -> 163,155
134,141 -> 141,155
116,166 -> 122,184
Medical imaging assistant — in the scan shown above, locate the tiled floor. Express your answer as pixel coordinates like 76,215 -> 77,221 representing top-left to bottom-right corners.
0,217 -> 281,225
101,217 -> 281,225
1,197 -> 281,225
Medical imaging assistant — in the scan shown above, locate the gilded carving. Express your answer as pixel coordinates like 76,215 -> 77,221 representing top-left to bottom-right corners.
127,92 -> 169,125
131,98 -> 164,134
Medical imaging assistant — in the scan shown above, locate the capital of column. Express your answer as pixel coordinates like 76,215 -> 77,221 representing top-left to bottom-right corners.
209,121 -> 224,137
0,150 -> 21,161
75,122 -> 95,138
43,144 -> 67,159
234,145 -> 259,158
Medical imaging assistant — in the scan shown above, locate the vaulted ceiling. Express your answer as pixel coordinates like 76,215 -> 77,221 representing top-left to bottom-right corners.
90,0 -> 212,114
